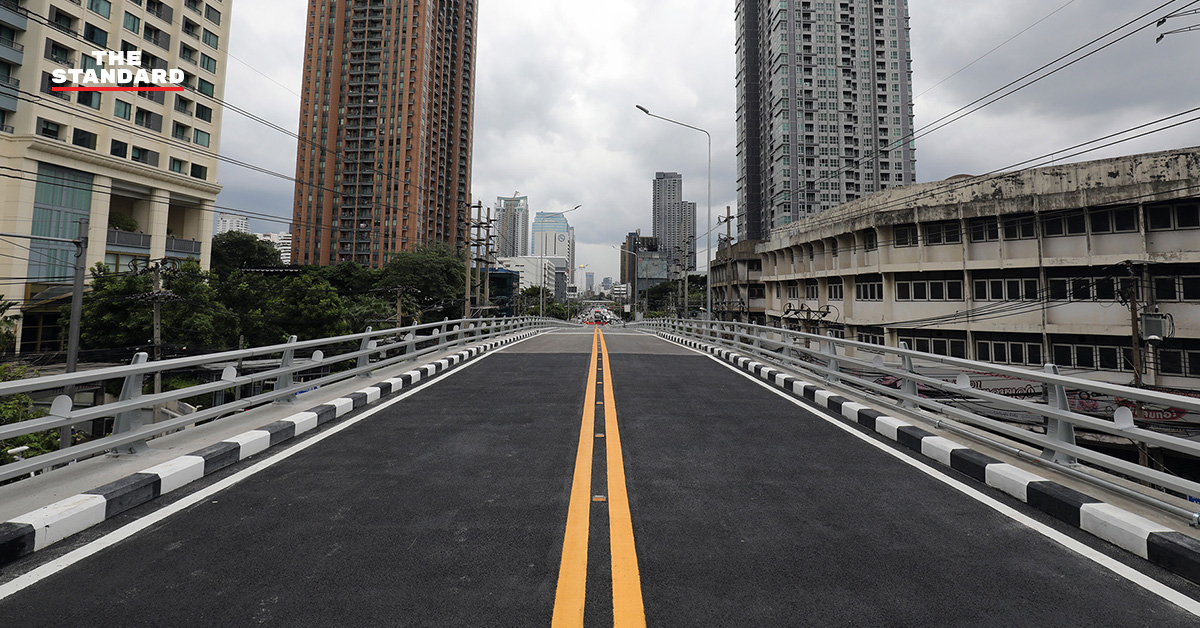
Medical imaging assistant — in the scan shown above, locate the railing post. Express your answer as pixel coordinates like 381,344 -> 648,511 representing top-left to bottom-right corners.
357,327 -> 376,378
273,335 -> 299,404
899,342 -> 919,409
1041,363 -> 1078,465
110,352 -> 150,455
825,332 -> 840,385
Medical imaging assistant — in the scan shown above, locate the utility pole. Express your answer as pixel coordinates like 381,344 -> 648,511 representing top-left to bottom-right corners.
482,205 -> 492,315
152,261 -> 163,424
62,217 -> 88,448
1,219 -> 88,448
1123,261 -> 1148,472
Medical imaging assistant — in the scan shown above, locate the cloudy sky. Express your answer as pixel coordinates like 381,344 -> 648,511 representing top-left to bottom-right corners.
219,0 -> 1200,285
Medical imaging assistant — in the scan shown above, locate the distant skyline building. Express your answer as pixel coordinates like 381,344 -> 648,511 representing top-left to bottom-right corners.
256,232 -> 293,265
496,195 -> 529,258
216,214 -> 250,235
532,210 -> 575,281
291,0 -> 479,267
651,172 -> 696,271
735,0 -> 916,240
585,272 -> 594,293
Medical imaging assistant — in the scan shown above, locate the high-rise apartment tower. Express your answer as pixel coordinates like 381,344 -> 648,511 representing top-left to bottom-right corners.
735,0 -> 915,240
651,172 -> 696,271
291,0 -> 478,267
496,194 -> 529,258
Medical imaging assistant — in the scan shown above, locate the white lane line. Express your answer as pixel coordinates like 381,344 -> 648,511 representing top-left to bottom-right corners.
672,341 -> 1200,618
0,332 -> 542,600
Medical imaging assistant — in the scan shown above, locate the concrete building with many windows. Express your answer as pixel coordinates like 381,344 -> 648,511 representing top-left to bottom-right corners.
755,147 -> 1200,394
496,255 -> 555,293
290,0 -> 478,267
711,239 -> 767,324
735,0 -> 916,240
0,0 -> 231,353
256,231 -> 292,265
651,171 -> 696,271
215,212 -> 248,234
531,209 -> 573,280
495,194 -> 528,258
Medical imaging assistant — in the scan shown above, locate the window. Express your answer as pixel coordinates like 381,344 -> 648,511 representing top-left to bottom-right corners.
861,229 -> 878,251
893,224 -> 917,247
47,42 -> 73,66
854,276 -> 883,301
172,122 -> 189,140
193,129 -> 210,147
204,5 -> 221,24
202,29 -> 219,49
1041,211 -> 1088,237
199,53 -> 217,72
179,44 -> 196,63
968,217 -> 999,242
1002,214 -> 1036,240
923,221 -> 961,245
828,278 -> 844,301
124,12 -> 141,33
71,128 -> 97,150
134,108 -> 162,132
896,273 -> 964,302
805,280 -> 818,300
110,139 -> 128,157
969,272 -> 1036,302
1182,276 -> 1200,301
195,103 -> 213,122
84,23 -> 108,47
130,146 -> 159,166
1089,206 -> 1139,234
1146,202 -> 1200,231
198,78 -> 214,96
169,157 -> 185,173
38,119 -> 61,140
77,90 -> 101,110
114,99 -> 132,120
1155,276 -> 1179,302
88,0 -> 112,18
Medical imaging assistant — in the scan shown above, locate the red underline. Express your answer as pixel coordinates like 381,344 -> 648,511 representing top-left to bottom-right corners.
52,87 -> 186,92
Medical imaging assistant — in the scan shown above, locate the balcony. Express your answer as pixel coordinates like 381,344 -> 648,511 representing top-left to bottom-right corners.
165,236 -> 201,256
107,229 -> 152,250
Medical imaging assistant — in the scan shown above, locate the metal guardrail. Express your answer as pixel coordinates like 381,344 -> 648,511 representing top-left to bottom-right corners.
637,318 -> 1200,523
0,316 -> 561,483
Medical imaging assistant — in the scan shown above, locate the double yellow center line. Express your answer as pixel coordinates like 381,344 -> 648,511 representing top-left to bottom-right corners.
552,327 -> 646,627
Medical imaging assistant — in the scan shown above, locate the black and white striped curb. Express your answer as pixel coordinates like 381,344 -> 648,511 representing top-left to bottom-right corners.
0,330 -> 540,569
656,330 -> 1200,586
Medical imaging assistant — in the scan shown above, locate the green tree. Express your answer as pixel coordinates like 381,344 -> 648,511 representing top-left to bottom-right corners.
76,263 -> 153,350
319,261 -> 383,297
72,262 -> 236,353
380,245 -> 466,322
0,300 -> 21,354
210,231 -> 281,278
0,364 -> 53,466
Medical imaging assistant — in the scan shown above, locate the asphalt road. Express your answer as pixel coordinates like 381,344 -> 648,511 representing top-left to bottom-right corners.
2,328 -> 1200,626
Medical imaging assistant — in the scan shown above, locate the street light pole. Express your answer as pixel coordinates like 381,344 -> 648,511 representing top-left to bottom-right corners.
636,105 -> 712,316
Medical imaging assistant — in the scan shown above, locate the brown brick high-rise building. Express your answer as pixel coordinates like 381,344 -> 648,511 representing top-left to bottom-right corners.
291,0 -> 478,267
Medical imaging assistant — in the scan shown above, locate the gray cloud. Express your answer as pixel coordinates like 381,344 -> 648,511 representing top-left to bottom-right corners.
217,0 -> 1200,283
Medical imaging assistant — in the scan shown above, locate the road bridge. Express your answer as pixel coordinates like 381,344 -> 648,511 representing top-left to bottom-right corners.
3,327 -> 1200,626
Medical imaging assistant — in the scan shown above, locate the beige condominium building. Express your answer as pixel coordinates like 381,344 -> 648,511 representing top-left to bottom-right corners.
756,147 -> 1200,394
0,0 -> 230,353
